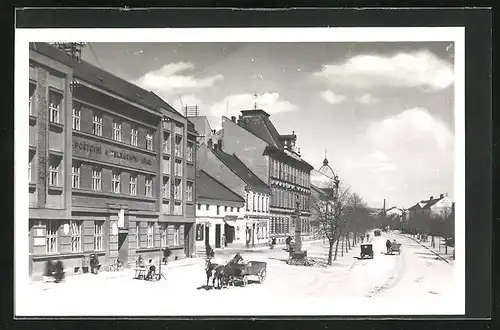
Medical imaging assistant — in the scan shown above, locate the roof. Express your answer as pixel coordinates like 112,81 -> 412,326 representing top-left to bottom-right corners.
30,43 -> 180,117
211,148 -> 271,194
264,146 -> 314,171
196,170 -> 245,204
239,110 -> 283,149
421,198 -> 443,209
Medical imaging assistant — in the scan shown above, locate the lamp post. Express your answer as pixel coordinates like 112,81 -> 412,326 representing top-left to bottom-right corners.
294,196 -> 302,253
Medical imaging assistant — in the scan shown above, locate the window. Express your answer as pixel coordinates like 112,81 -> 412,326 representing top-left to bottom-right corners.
174,179 -> 182,200
246,192 -> 249,211
92,168 -> 102,191
28,157 -> 32,183
197,203 -> 201,210
175,136 -> 183,157
48,158 -> 59,186
174,201 -> 182,215
130,126 -> 138,146
231,207 -> 234,212
48,91 -> 61,124
72,163 -> 80,188
147,222 -> 154,247
186,181 -> 193,202
112,120 -> 122,142
163,133 -> 171,154
135,222 -> 140,248
252,194 -> 255,212
175,160 -> 183,176
206,204 -> 209,211
146,133 -> 153,150
129,175 -> 137,195
196,224 -> 204,241
70,220 -> 82,252
173,224 -> 180,246
163,177 -> 171,198
72,105 -> 81,130
175,124 -> 184,135
112,171 -> 121,194
224,206 -> 228,212
29,84 -> 35,115
237,207 -> 240,212
94,221 -> 103,250
46,220 -> 58,253
145,176 -> 153,197
92,113 -> 102,136
187,142 -> 193,162
161,223 -> 167,247
216,205 -> 220,215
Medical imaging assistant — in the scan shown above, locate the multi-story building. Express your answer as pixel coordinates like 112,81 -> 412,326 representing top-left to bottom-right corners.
28,43 -> 196,280
407,193 -> 454,234
194,170 -> 245,253
216,110 -> 314,244
197,142 -> 271,247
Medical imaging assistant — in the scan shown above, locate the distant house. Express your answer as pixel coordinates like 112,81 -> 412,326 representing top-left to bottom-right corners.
195,170 -> 245,252
407,193 -> 454,233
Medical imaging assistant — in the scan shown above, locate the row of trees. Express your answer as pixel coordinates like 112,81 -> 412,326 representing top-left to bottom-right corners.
310,179 -> 374,265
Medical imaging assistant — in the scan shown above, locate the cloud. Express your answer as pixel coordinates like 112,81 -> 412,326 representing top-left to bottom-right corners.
133,61 -> 224,93
313,50 -> 454,91
356,94 -> 380,105
320,90 -> 346,104
209,93 -> 297,118
345,150 -> 397,173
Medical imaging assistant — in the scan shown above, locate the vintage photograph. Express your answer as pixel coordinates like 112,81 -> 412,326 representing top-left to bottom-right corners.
15,27 -> 465,316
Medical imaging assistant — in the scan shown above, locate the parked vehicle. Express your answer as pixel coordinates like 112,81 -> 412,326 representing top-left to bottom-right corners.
360,244 -> 374,259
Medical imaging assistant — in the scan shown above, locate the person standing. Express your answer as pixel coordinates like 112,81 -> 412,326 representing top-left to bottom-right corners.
386,239 -> 392,254
221,234 -> 226,249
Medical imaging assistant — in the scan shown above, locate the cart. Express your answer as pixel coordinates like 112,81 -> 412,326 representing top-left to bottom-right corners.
389,243 -> 401,255
230,261 -> 267,287
360,244 -> 374,259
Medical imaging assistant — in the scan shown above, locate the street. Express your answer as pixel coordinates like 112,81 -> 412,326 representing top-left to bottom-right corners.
18,232 -> 455,316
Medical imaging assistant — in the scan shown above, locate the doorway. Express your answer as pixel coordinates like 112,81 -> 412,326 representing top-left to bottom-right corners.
184,223 -> 192,257
205,225 -> 210,246
215,224 -> 221,248
224,223 -> 234,243
118,233 -> 128,267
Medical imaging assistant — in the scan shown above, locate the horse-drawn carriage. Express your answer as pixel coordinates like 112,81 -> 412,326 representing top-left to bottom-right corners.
205,253 -> 267,289
389,242 -> 401,255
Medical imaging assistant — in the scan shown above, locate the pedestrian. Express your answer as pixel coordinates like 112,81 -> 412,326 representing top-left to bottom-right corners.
366,233 -> 369,241
386,239 -> 392,254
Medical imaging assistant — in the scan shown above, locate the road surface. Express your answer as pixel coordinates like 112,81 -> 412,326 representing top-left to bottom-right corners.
17,233 -> 457,316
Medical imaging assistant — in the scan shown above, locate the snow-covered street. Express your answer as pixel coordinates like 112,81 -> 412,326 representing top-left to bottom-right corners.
17,233 -> 458,316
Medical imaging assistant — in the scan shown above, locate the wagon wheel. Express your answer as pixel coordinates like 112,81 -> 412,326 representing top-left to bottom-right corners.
243,276 -> 248,287
259,269 -> 267,283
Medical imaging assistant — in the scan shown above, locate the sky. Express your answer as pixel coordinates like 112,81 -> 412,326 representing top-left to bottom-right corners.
81,42 -> 455,209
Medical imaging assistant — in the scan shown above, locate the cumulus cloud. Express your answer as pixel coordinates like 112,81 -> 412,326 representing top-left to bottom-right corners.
313,50 -> 454,91
133,61 -> 224,93
320,90 -> 346,105
356,93 -> 380,105
209,92 -> 297,118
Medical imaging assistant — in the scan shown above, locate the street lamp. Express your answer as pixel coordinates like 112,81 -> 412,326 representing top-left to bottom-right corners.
294,195 -> 302,253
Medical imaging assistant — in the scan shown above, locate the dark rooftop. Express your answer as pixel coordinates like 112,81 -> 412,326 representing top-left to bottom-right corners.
30,42 -> 180,117
196,170 -> 245,204
212,148 -> 271,194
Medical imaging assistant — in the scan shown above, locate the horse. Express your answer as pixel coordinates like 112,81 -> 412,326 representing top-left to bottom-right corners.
218,253 -> 245,287
204,258 -> 219,288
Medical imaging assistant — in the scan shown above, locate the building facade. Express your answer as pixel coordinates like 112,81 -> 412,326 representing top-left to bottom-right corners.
407,194 -> 454,234
218,111 -> 314,244
28,43 -> 196,280
197,142 -> 271,247
194,170 -> 245,253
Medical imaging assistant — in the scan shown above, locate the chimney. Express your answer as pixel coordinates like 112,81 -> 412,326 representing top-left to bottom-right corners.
231,116 -> 236,123
440,193 -> 444,199
207,139 -> 213,148
429,196 -> 433,200
212,129 -> 216,134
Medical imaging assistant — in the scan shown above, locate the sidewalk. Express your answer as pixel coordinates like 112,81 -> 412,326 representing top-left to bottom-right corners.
398,232 -> 454,264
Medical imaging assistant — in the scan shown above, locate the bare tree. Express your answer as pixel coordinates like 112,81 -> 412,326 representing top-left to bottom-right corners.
311,179 -> 370,265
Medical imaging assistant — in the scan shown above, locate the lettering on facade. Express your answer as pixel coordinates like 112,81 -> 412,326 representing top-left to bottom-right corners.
73,139 -> 153,166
